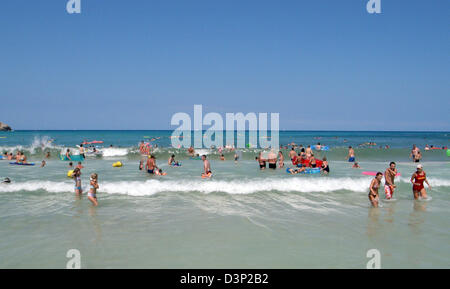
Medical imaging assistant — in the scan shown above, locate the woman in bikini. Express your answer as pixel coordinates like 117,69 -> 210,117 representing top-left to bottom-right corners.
411,164 -> 431,200
87,173 -> 99,206
369,172 -> 383,207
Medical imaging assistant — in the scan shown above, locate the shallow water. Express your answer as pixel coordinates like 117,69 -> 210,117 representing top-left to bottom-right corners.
0,130 -> 449,268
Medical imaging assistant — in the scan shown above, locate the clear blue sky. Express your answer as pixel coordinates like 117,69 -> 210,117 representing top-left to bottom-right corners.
0,0 -> 448,130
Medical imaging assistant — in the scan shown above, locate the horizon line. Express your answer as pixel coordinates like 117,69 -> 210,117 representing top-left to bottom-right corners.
2,129 -> 449,133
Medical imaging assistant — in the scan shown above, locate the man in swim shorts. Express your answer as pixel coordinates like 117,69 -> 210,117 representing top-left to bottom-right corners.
347,146 -> 355,162
384,161 -> 397,199
305,146 -> 312,159
289,147 -> 297,161
146,155 -> 156,174
79,144 -> 86,159
267,150 -> 277,169
257,152 -> 266,169
201,155 -> 212,177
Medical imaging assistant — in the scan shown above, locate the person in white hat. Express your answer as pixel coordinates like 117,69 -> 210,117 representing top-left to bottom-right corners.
410,164 -> 431,200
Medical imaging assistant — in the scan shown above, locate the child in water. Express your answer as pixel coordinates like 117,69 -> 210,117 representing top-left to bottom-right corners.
155,168 -> 167,176
87,173 -> 99,206
72,168 -> 82,196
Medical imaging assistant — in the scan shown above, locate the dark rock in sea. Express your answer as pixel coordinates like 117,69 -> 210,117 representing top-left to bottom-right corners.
0,122 -> 12,131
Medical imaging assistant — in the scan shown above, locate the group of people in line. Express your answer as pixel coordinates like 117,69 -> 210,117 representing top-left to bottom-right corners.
3,151 -> 28,163
368,162 -> 431,207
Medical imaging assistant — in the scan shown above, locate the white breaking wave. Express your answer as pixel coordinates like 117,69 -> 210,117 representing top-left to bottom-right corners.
101,147 -> 129,157
1,177 -> 448,196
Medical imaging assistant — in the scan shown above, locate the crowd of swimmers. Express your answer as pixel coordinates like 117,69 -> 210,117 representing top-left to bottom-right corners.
1,141 -> 441,209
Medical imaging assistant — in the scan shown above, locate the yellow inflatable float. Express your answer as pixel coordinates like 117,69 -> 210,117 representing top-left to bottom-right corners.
67,170 -> 74,178
112,161 -> 123,168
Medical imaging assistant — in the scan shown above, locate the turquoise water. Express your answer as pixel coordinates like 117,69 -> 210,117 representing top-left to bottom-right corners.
0,130 -> 449,268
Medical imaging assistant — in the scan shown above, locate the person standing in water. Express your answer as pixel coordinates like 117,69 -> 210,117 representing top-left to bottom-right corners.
87,173 -> 99,206
347,146 -> 355,162
146,155 -> 156,174
139,141 -> 148,170
79,144 -> 86,159
278,151 -> 284,168
72,168 -> 82,196
267,150 -> 277,169
369,172 -> 383,208
257,151 -> 266,170
410,145 -> 420,162
288,147 -> 297,161
305,145 -> 313,159
321,157 -> 329,174
413,151 -> 422,163
201,155 -> 212,178
187,146 -> 195,156
384,162 -> 397,200
411,164 -> 431,200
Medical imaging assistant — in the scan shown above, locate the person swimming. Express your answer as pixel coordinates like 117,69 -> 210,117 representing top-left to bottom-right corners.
40,160 -> 46,168
2,177 -> 11,184
155,168 -> 167,176
168,154 -> 181,166
369,172 -> 383,208
287,165 -> 306,174
315,143 -> 322,150
87,173 -> 99,206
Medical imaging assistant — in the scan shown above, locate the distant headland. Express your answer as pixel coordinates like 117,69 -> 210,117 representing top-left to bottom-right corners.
0,122 -> 12,131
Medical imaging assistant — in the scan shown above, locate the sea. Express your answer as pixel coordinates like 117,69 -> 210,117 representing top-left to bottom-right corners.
0,130 -> 449,268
